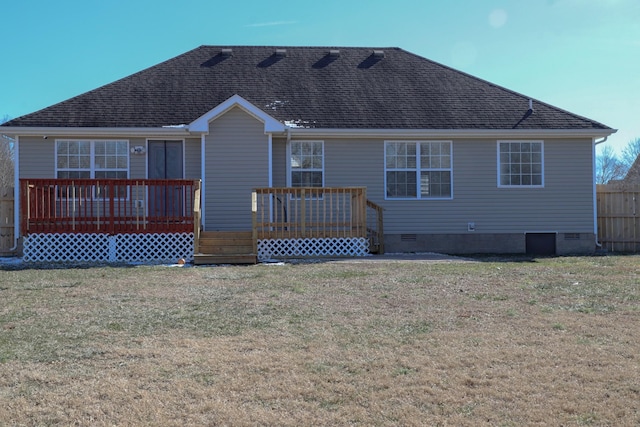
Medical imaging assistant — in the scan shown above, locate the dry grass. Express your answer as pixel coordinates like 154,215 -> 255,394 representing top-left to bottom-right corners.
0,256 -> 639,426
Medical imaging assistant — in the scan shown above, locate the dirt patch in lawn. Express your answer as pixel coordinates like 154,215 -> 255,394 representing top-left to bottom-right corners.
1,256 -> 638,425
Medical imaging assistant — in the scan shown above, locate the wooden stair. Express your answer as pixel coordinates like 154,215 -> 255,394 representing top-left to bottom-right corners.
193,231 -> 257,265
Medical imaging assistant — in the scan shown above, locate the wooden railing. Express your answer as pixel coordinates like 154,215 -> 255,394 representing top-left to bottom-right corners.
20,179 -> 200,235
366,199 -> 385,254
252,187 -> 369,240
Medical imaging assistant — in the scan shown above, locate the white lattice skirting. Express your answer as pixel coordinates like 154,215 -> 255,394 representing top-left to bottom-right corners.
257,237 -> 369,260
23,233 -> 194,263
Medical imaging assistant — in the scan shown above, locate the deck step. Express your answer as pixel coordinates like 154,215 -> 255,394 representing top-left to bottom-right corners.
193,253 -> 257,265
194,231 -> 256,265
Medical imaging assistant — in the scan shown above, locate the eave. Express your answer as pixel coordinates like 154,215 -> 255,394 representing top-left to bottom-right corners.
285,128 -> 617,139
1,125 -> 616,141
0,126 -> 191,138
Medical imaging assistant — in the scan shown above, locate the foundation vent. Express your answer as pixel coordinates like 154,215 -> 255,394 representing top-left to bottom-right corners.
564,233 -> 581,240
400,234 -> 417,242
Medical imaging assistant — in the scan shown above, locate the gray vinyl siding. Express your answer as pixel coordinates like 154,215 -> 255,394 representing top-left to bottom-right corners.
19,137 -> 55,178
19,136 -> 146,179
204,107 -> 269,230
381,138 -> 593,234
18,136 -> 203,181
324,139 -> 384,200
272,137 -> 287,187
272,137 -> 594,235
184,138 -> 201,180
128,138 -> 145,178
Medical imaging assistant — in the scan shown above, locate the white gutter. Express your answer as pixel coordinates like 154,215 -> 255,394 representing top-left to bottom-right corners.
1,125 -> 615,140
287,128 -> 617,139
0,126 -> 191,138
9,136 -> 19,252
593,136 -> 610,249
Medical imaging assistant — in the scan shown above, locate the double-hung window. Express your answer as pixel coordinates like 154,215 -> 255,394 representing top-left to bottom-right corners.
290,141 -> 324,187
385,141 -> 452,199
56,140 -> 129,198
498,141 -> 543,187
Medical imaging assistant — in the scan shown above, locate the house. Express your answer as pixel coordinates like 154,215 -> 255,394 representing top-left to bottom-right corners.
619,155 -> 640,185
1,45 -> 615,262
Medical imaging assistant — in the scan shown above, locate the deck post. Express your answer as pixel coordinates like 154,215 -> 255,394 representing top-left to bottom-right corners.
360,188 -> 367,238
21,180 -> 29,235
193,180 -> 202,254
300,188 -> 306,238
252,190 -> 258,255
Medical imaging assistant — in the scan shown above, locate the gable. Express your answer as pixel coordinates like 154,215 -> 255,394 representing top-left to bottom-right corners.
189,95 -> 284,134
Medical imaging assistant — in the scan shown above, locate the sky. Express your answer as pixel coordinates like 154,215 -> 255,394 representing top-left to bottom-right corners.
1,0 -> 638,154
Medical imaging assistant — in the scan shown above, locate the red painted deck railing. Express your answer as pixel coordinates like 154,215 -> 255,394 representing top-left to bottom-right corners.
20,179 -> 200,235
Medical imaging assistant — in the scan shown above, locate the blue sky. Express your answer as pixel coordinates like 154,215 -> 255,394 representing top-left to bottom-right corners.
2,0 -> 638,153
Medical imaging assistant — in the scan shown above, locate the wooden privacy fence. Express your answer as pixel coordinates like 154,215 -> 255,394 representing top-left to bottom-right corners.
0,186 -> 15,255
597,184 -> 640,252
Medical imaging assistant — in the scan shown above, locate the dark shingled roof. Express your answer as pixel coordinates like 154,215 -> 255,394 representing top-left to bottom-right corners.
2,45 -> 611,130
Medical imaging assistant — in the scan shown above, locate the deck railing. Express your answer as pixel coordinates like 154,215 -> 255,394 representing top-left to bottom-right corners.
366,199 -> 385,254
20,179 -> 200,235
252,187 -> 373,242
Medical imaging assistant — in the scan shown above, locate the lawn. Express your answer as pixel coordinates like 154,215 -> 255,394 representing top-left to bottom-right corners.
0,256 -> 639,426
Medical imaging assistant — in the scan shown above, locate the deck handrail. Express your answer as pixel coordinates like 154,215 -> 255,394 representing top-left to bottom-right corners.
252,187 -> 375,242
366,199 -> 385,254
20,178 -> 200,235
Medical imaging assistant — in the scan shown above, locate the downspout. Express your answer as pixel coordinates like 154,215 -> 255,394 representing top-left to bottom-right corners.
9,136 -> 20,252
268,134 -> 273,188
200,134 -> 206,232
593,136 -> 609,249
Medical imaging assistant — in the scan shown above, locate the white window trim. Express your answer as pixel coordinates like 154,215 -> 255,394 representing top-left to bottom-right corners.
55,139 -> 130,199
384,140 -> 454,200
497,140 -> 544,188
286,140 -> 325,188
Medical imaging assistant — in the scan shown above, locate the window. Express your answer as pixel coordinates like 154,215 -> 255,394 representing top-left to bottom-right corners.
290,141 -> 323,187
56,140 -> 129,198
498,141 -> 543,187
385,141 -> 452,199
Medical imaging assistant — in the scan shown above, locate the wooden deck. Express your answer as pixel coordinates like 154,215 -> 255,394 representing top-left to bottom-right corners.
193,187 -> 384,264
20,182 -> 383,264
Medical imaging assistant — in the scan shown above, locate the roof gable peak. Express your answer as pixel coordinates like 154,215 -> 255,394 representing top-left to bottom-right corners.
189,94 -> 285,134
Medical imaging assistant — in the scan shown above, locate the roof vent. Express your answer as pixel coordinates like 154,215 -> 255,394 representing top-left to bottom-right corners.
275,48 -> 287,57
221,48 -> 233,57
329,49 -> 340,58
373,50 -> 385,59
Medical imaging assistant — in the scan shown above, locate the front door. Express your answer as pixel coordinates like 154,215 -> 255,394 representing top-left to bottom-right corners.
148,140 -> 184,218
